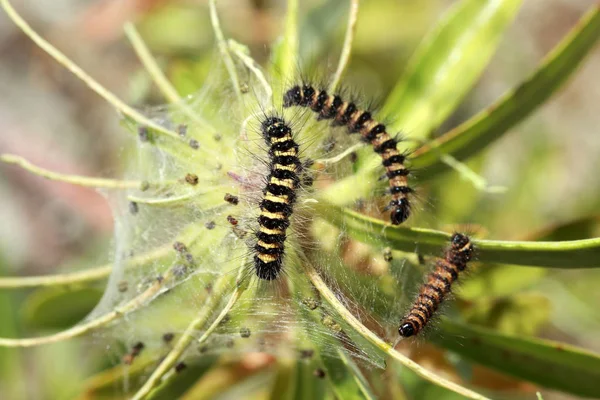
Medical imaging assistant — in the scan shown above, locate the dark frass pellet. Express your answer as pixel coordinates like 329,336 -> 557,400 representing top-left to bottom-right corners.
177,124 -> 187,137
163,333 -> 175,343
129,201 -> 138,215
117,280 -> 128,293
189,139 -> 200,149
383,247 -> 393,262
138,126 -> 149,142
313,368 -> 326,379
218,314 -> 231,326
173,241 -> 188,253
240,327 -> 251,338
185,173 -> 199,185
299,349 -> 314,359
123,341 -> 145,365
205,221 -> 216,230
224,193 -> 239,205
140,181 -> 150,191
175,362 -> 187,373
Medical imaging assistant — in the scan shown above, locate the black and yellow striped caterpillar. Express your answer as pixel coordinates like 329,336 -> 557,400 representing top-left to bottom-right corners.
283,84 -> 412,225
398,233 -> 474,337
253,116 -> 302,280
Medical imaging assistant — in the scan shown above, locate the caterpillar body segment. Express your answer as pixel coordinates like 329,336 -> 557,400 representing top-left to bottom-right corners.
283,84 -> 412,225
254,116 -> 302,280
398,233 -> 474,337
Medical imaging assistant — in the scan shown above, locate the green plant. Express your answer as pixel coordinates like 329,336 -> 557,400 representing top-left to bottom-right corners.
1,0 -> 599,399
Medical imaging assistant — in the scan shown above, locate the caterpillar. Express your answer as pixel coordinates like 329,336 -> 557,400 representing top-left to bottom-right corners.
283,85 -> 412,225
254,116 -> 302,280
398,233 -> 473,337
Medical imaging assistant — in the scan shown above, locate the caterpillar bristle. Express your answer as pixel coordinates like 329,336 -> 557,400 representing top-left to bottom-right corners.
254,116 -> 302,280
283,84 -> 413,225
398,233 -> 474,338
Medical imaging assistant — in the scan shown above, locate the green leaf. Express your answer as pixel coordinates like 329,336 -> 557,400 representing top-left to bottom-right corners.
321,350 -> 377,400
22,287 -> 102,330
179,360 -> 269,400
462,293 -> 551,336
299,0 -> 348,62
313,201 -> 600,268
382,0 -> 523,138
270,0 -> 299,106
431,318 -> 600,398
398,366 -> 467,400
78,358 -> 155,399
457,265 -> 547,300
533,215 -> 600,241
412,5 -> 600,178
147,356 -> 218,400
293,358 -> 327,400
268,361 -> 297,400
0,256 -> 27,398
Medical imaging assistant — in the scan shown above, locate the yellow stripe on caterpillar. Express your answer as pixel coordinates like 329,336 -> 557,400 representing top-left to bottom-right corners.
269,177 -> 295,188
258,226 -> 284,236
260,211 -> 286,220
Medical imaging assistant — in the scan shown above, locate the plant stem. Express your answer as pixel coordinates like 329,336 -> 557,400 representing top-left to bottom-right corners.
330,0 -> 359,92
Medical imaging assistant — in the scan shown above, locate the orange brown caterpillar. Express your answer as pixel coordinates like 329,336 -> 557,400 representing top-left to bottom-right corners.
254,116 -> 302,280
283,85 -> 412,225
398,233 -> 474,337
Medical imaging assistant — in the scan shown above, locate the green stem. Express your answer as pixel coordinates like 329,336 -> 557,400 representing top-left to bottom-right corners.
312,200 -> 600,268
2,154 -> 142,190
329,0 -> 359,92
209,0 -> 243,100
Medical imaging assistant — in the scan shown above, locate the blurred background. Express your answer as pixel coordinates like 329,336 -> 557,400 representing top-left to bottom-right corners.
0,0 -> 598,399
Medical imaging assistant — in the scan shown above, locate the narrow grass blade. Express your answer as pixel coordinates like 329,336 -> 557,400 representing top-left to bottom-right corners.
22,287 -> 103,330
270,0 -> 299,105
382,0 -> 522,138
412,5 -> 600,178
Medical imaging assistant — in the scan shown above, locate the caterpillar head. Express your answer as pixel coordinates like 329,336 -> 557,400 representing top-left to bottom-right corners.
398,322 -> 416,337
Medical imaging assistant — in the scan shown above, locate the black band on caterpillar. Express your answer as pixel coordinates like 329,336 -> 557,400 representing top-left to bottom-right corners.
254,116 -> 302,280
398,233 -> 473,337
283,85 -> 412,225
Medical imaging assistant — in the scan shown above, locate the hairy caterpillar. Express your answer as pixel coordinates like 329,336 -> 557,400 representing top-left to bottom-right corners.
398,233 -> 474,337
283,84 -> 412,225
254,116 -> 302,280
